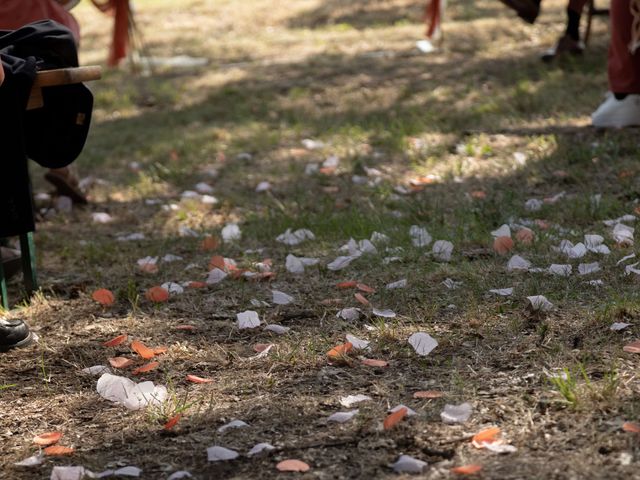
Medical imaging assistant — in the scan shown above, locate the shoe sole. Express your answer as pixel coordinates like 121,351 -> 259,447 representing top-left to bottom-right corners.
0,331 -> 34,352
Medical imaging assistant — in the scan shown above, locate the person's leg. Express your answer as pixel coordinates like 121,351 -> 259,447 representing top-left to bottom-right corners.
541,0 -> 590,61
592,0 -> 640,127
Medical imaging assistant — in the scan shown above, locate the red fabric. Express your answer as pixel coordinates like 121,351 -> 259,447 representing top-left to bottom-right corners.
92,0 -> 129,67
0,0 -> 80,42
609,0 -> 640,93
424,0 -> 441,39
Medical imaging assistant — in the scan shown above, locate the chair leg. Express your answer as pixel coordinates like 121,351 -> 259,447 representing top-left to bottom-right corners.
0,247 -> 8,310
19,232 -> 38,298
584,0 -> 594,46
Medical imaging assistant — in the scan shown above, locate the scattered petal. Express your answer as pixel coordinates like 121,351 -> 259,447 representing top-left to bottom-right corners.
386,279 -> 407,289
515,228 -> 535,245
50,466 -> 89,480
218,420 -> 249,433
276,460 -> 310,472
491,225 -> 511,238
408,332 -> 438,356
145,286 -> 169,303
327,342 -> 353,360
237,310 -> 261,329
527,295 -> 554,312
92,289 -> 115,306
44,446 -> 74,456
272,290 -> 294,305
103,334 -> 128,347
264,324 -> 290,334
337,308 -> 361,321
548,264 -> 572,276
622,422 -> 640,433
276,228 -> 315,246
221,223 -> 241,243
623,340 -> 640,353
81,365 -> 109,376
97,373 -> 167,410
161,282 -> 184,295
489,288 -> 513,296
493,236 -> 514,255
186,374 -> 213,384
247,443 -> 275,457
132,361 -> 160,375
410,225 -> 432,247
383,406 -> 408,430
414,390 -> 444,399
361,358 -> 388,367
340,394 -> 372,407
345,334 -> 369,350
441,402 -> 473,424
14,453 -> 44,467
168,472 -> 193,480
327,255 -> 357,271
432,240 -> 454,261
507,255 -> 530,272
108,357 -> 135,369
372,308 -> 396,318
131,340 -> 156,359
451,464 -> 483,475
33,431 -> 62,446
611,322 -> 632,331
390,455 -> 428,474
327,409 -> 359,423
578,262 -> 600,275
354,293 -> 370,305
164,414 -> 181,431
207,446 -> 239,462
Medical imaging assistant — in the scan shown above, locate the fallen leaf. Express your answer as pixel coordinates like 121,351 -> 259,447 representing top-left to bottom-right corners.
131,340 -> 156,359
164,414 -> 181,430
451,464 -> 483,475
92,289 -> 115,306
354,293 -> 369,305
145,286 -> 169,303
361,358 -> 388,367
337,281 -> 357,289
276,460 -> 310,472
383,407 -> 408,430
44,446 -> 74,456
493,236 -> 514,255
623,341 -> 640,353
327,342 -> 353,360
413,390 -> 444,399
186,374 -> 213,384
103,334 -> 127,347
108,357 -> 134,369
33,432 -> 62,446
622,422 -> 640,433
132,361 -> 160,375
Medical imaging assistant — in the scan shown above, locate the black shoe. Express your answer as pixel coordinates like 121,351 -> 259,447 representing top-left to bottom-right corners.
1,247 -> 22,281
498,0 -> 540,24
0,319 -> 33,352
541,35 -> 585,62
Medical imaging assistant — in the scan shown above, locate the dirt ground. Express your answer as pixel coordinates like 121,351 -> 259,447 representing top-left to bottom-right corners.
2,1 -> 640,479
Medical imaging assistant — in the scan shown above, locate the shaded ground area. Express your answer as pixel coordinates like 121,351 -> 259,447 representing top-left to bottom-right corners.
2,0 -> 640,479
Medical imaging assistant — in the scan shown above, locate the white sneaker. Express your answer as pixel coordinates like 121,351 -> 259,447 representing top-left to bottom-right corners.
591,93 -> 640,128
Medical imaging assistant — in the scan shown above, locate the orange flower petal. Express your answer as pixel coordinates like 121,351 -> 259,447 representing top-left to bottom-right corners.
622,422 -> 640,433
92,288 -> 115,306
336,281 -> 357,289
33,431 -> 62,446
327,342 -> 353,360
472,426 -> 501,444
515,228 -> 534,245
153,346 -> 168,355
383,407 -> 407,430
451,464 -> 483,475
131,340 -> 156,359
174,324 -> 197,331
103,334 -> 127,347
187,281 -> 207,289
44,446 -> 74,456
354,293 -> 369,305
132,361 -> 160,375
470,190 -> 486,199
108,357 -> 134,369
164,414 -> 182,431
276,459 -> 310,472
413,390 -> 444,399
361,358 -> 388,367
186,374 -> 213,384
145,286 -> 169,303
209,255 -> 226,270
493,236 -> 514,255
356,283 -> 375,293
623,341 -> 640,354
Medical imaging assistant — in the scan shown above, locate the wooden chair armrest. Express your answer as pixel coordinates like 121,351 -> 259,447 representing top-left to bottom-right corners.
27,66 -> 102,110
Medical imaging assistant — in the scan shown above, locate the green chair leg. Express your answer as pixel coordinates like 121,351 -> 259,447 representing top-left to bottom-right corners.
19,232 -> 37,298
0,247 -> 8,310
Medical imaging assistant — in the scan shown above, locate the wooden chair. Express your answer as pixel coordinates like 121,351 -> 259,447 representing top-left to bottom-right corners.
0,65 -> 101,310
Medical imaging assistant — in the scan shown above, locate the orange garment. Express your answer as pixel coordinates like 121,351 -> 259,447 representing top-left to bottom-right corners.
0,0 -> 80,42
92,0 -> 130,66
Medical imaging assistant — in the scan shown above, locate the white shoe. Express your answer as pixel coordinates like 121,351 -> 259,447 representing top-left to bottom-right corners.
591,93 -> 640,128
